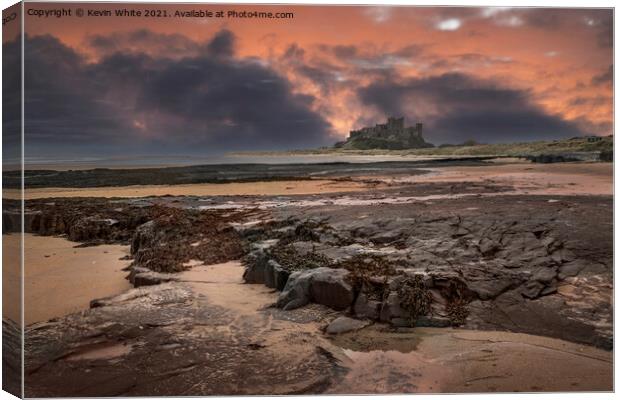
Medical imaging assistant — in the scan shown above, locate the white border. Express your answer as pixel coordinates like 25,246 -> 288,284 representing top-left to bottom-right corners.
0,1 -> 616,400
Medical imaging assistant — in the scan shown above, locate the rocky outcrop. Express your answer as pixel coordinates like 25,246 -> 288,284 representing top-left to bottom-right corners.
3,198 -> 152,244
276,268 -> 354,311
128,266 -> 178,288
241,195 -> 612,348
325,316 -> 370,334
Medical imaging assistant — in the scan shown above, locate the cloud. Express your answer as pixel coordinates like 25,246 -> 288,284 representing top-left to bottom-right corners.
87,29 -> 201,59
436,18 -> 462,31
206,29 -> 236,57
2,35 -> 22,162
19,31 -> 332,157
591,65 -> 613,86
358,73 -> 585,144
363,6 -> 392,24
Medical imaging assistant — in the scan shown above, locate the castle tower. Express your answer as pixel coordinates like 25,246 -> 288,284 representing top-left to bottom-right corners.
387,117 -> 405,130
415,123 -> 423,137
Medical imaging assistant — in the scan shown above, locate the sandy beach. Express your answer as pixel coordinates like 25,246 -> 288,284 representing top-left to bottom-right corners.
8,161 -> 613,200
9,158 -> 612,396
406,162 -> 612,196
9,234 -> 131,325
11,179 -> 371,200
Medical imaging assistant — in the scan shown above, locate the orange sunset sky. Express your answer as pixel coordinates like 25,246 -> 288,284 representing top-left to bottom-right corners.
2,3 -> 614,156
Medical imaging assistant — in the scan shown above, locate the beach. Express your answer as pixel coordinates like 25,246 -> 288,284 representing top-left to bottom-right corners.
4,157 -> 612,395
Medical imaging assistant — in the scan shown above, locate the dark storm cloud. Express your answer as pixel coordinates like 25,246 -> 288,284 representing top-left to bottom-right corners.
206,29 -> 236,57
87,29 -> 200,58
2,34 -> 22,163
569,96 -> 610,107
24,34 -> 133,153
318,42 -> 428,69
331,45 -> 358,59
281,43 -> 347,95
358,73 -> 585,144
592,65 -> 613,86
483,8 -> 613,48
18,31 -> 331,156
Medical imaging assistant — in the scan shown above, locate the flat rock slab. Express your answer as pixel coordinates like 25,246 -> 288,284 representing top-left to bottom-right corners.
326,316 -> 371,334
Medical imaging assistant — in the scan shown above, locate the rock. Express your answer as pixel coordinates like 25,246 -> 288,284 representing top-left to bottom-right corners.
466,277 -> 517,300
308,269 -> 354,310
277,272 -> 312,310
2,211 -> 22,233
325,316 -> 370,334
370,230 -> 403,244
249,239 -> 279,252
276,267 -> 353,311
415,315 -> 451,328
389,317 -> 412,328
129,267 -> 177,287
131,221 -> 156,254
558,259 -> 587,280
263,259 -> 277,288
478,238 -> 500,256
540,281 -> 558,296
242,250 -> 269,284
521,281 -> 545,299
353,293 -> 382,320
532,267 -> 557,283
550,248 -> 576,264
243,254 -> 290,290
379,291 -> 408,323
271,261 -> 290,291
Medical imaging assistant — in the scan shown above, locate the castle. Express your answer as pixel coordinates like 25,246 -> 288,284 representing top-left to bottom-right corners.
336,117 -> 433,150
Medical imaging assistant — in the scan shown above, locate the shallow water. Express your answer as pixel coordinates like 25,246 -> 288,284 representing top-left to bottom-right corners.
66,342 -> 135,362
328,326 -> 613,393
178,261 -> 276,315
177,260 -> 612,393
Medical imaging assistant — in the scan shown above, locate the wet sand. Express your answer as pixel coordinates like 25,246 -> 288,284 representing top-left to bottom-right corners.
11,179 -> 370,200
14,159 -> 613,395
9,161 -> 612,200
179,260 -> 613,393
2,234 -> 21,324
178,261 -> 276,315
13,234 -> 132,325
399,161 -> 612,196
329,326 -> 612,393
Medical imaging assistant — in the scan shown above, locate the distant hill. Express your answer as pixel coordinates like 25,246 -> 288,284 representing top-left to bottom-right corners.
239,135 -> 612,161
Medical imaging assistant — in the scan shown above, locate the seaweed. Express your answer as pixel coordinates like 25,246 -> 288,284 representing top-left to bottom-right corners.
446,298 -> 469,326
334,254 -> 397,303
440,279 -> 472,327
398,275 -> 433,325
268,243 -> 332,272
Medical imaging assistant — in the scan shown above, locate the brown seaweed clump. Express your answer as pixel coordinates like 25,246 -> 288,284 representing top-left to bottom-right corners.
131,206 -> 249,273
446,298 -> 469,326
268,243 -> 332,272
441,280 -> 471,326
335,254 -> 396,300
398,275 -> 433,325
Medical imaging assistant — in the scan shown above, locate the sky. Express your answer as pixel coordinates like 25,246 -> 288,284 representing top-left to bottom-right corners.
3,4 -> 614,157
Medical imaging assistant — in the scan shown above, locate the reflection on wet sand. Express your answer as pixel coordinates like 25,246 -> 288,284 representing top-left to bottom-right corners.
395,161 -> 612,196
9,179 -> 371,200
2,234 -> 21,324
15,159 -> 613,395
178,260 -> 613,394
19,234 -> 131,325
328,326 -> 612,393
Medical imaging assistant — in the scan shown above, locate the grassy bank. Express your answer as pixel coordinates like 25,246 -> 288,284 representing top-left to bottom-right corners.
236,136 -> 613,157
